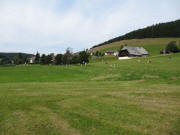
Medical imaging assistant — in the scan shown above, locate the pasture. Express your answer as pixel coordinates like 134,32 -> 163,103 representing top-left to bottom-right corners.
91,38 -> 180,55
0,53 -> 180,135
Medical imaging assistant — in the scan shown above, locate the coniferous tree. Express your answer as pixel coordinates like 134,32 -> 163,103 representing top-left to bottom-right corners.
62,48 -> 72,64
45,55 -> 52,65
35,52 -> 40,64
40,54 -> 46,65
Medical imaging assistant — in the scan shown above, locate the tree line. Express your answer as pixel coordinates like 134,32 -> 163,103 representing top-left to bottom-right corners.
0,49 -> 90,65
92,19 -> 180,49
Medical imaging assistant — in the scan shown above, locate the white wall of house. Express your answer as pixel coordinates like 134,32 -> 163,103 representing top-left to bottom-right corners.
29,57 -> 35,64
105,51 -> 119,56
114,52 -> 119,56
118,57 -> 132,60
29,59 -> 34,64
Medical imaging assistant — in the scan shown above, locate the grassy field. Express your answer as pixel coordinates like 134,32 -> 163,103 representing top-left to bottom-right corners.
0,53 -> 180,135
90,38 -> 180,55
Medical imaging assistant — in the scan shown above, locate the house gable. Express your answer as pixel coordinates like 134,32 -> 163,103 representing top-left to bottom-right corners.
119,46 -> 149,57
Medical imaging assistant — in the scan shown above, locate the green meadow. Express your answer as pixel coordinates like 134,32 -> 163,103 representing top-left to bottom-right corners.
0,50 -> 180,134
91,38 -> 180,55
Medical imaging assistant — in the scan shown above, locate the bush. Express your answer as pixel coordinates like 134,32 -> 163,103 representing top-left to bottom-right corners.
166,41 -> 180,53
71,55 -> 80,64
79,51 -> 90,64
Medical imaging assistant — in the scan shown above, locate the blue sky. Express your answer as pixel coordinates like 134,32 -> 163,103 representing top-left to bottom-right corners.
0,0 -> 179,54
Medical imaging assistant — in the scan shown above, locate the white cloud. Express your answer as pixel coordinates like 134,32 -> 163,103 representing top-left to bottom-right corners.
0,0 -> 179,54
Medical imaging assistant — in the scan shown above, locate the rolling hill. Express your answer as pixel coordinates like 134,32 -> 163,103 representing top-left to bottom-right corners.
90,38 -> 180,55
90,19 -> 180,55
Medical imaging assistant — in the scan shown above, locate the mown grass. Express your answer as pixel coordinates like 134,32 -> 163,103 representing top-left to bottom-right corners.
0,53 -> 180,135
0,53 -> 180,84
0,81 -> 180,135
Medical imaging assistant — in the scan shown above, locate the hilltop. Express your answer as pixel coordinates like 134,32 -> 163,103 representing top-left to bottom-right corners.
90,19 -> 180,55
92,19 -> 180,49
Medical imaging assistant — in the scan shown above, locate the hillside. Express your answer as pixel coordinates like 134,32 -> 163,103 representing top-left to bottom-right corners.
0,53 -> 180,135
0,52 -> 34,60
91,19 -> 180,51
90,38 -> 180,55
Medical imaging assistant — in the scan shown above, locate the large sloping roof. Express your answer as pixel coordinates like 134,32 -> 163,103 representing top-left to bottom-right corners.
121,46 -> 149,56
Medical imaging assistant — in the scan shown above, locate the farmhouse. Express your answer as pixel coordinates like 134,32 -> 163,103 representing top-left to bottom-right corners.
119,46 -> 149,57
105,50 -> 119,56
51,56 -> 56,63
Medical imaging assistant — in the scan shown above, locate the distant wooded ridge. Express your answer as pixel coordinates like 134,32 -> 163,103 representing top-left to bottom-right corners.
91,19 -> 180,49
0,52 -> 34,60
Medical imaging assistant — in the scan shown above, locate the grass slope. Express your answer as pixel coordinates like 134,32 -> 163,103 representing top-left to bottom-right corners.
0,53 -> 180,135
91,38 -> 180,55
0,53 -> 180,83
0,81 -> 180,135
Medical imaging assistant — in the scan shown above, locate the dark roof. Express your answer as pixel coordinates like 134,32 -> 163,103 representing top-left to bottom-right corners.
121,46 -> 149,56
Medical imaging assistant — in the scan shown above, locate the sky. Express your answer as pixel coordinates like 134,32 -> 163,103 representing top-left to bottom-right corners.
0,0 -> 179,54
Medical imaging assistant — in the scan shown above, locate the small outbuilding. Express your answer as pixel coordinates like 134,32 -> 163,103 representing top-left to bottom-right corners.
29,56 -> 36,64
105,50 -> 119,56
160,49 -> 170,54
119,46 -> 149,57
